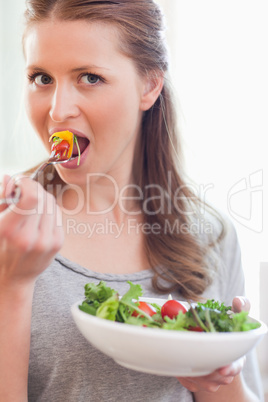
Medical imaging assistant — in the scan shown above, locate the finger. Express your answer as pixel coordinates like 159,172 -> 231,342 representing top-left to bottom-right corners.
0,178 -> 44,241
35,193 -> 62,252
3,203 -> 42,253
13,189 -> 62,255
177,360 -> 245,393
218,356 -> 246,377
1,174 -> 12,195
177,377 -> 200,393
232,296 -> 251,313
8,176 -> 44,217
3,174 -> 22,200
0,175 -> 12,212
2,175 -> 11,192
52,204 -> 65,253
177,376 -> 221,392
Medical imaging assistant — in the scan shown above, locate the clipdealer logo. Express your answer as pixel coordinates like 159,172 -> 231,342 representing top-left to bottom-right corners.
66,217 -> 214,238
227,170 -> 263,233
4,170 -> 264,234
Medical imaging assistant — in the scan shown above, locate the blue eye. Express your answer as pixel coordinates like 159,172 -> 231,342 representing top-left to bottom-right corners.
28,73 -> 52,85
80,74 -> 100,85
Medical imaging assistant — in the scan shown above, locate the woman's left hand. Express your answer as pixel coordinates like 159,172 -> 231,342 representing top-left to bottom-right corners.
177,357 -> 245,392
177,296 -> 250,393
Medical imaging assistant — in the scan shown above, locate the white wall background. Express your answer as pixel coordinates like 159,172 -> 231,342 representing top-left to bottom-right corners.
0,1 -> 268,321
0,0 -> 47,174
157,0 -> 268,321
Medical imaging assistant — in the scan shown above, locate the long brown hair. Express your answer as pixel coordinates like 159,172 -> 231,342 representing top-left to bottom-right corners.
24,0 -> 225,300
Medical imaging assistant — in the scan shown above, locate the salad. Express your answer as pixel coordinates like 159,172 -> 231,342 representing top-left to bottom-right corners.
49,130 -> 81,165
79,281 -> 260,332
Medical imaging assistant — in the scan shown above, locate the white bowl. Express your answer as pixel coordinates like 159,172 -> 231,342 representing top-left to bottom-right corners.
71,297 -> 267,377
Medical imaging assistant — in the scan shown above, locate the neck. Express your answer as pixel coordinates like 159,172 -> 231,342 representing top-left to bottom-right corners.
57,171 -> 143,224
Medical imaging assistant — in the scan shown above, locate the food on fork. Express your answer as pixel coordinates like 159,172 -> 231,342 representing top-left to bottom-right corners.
49,130 -> 81,165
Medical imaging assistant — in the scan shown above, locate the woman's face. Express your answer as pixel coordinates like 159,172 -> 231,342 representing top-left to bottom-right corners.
24,20 -> 149,186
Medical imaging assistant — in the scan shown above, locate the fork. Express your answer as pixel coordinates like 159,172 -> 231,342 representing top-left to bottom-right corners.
30,149 -> 71,180
0,148 -> 72,207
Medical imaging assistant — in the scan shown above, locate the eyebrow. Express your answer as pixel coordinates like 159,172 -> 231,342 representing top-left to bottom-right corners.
71,65 -> 111,72
26,65 -> 111,72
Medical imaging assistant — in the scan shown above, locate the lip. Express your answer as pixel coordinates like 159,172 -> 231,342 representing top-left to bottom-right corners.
61,143 -> 90,169
49,128 -> 89,140
48,128 -> 90,169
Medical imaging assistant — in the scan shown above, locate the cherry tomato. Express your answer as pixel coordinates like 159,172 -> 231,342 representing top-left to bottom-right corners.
51,140 -> 70,158
161,299 -> 187,319
188,326 -> 204,332
132,301 -> 156,317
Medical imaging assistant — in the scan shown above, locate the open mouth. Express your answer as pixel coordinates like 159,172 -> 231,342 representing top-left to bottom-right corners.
71,136 -> 90,160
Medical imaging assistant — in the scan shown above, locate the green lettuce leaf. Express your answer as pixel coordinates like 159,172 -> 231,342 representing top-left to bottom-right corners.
84,281 -> 116,303
116,281 -> 143,322
96,294 -> 119,321
79,282 -> 261,333
231,311 -> 260,332
162,311 -> 190,331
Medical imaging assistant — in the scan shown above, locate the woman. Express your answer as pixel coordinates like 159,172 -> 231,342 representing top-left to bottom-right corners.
0,0 -> 263,400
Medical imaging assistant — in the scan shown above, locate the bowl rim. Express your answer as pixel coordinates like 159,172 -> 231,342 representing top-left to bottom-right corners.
71,299 -> 268,340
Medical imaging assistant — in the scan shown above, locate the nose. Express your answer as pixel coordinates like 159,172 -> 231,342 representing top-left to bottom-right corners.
49,82 -> 80,122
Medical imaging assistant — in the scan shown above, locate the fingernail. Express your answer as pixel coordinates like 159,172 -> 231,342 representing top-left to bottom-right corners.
223,376 -> 234,385
238,297 -> 246,307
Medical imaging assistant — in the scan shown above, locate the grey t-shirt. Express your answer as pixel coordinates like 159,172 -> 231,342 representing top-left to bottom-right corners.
28,223 -> 264,401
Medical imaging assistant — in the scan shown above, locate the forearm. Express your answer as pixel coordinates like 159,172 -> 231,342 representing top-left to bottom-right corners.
0,177 -> 64,401
0,282 -> 35,402
193,374 -> 259,402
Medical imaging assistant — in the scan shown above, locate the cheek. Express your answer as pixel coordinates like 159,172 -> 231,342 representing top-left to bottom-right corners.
91,89 -> 141,140
24,89 -> 39,128
24,90 -> 45,133
24,89 -> 49,148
